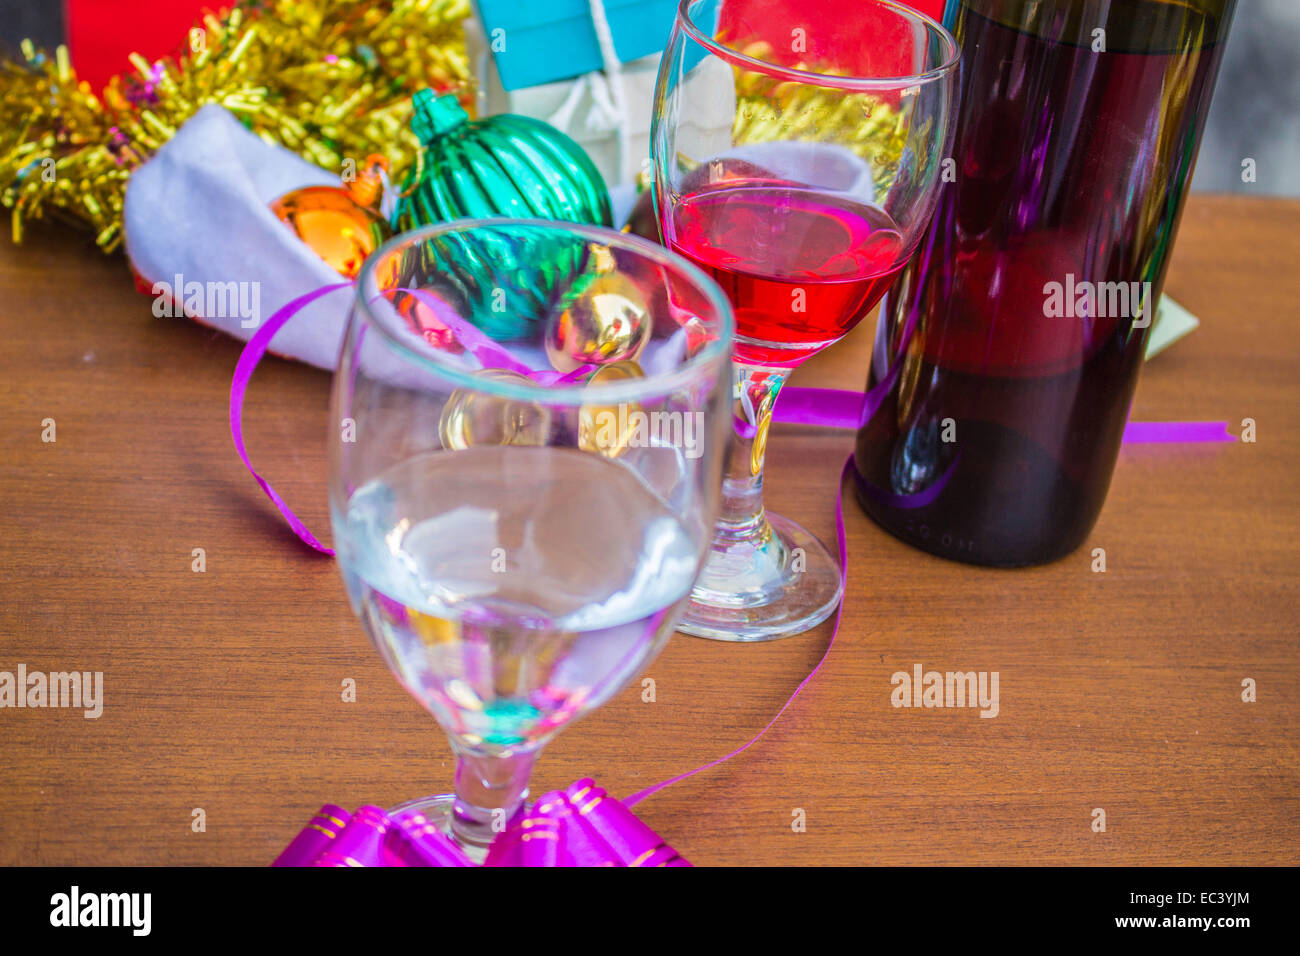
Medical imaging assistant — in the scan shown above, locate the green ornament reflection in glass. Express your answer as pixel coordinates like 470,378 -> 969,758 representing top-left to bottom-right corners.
393,90 -> 614,341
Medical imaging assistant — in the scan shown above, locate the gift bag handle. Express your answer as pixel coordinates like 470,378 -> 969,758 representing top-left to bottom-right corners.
547,0 -> 634,184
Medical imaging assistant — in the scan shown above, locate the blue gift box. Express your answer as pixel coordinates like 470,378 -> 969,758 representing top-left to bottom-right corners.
476,0 -> 680,90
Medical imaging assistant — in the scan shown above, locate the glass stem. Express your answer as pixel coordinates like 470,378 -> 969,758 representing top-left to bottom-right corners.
450,747 -> 535,855
717,363 -> 787,544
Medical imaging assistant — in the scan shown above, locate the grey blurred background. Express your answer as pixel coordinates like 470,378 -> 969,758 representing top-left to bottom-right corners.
1191,0 -> 1300,196
1,0 -> 1296,195
0,0 -> 61,51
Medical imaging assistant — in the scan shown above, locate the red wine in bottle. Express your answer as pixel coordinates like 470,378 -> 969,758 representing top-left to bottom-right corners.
853,0 -> 1236,566
667,183 -> 905,367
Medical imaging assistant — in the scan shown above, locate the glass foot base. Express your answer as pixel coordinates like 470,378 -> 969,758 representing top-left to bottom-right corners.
386,793 -> 486,863
678,511 -> 843,642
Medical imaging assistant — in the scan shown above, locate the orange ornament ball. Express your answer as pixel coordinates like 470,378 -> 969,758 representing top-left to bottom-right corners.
269,155 -> 392,280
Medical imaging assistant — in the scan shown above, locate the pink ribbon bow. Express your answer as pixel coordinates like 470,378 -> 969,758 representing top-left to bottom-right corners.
273,779 -> 689,867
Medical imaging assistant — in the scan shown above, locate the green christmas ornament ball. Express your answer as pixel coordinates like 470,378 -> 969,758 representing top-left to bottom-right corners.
395,90 -> 612,229
392,91 -> 614,340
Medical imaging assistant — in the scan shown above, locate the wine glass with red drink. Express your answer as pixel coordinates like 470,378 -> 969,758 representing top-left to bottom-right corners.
651,0 -> 959,640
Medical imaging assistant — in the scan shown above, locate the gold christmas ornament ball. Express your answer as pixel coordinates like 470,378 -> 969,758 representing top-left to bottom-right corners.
544,245 -> 650,374
438,369 -> 552,450
578,360 -> 646,459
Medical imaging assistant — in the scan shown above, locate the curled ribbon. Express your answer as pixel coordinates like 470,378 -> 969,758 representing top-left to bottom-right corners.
231,289 -> 1235,557
241,284 -> 1231,865
229,283 -> 594,556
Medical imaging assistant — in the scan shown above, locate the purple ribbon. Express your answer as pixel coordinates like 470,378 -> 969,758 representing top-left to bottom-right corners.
229,283 -> 594,558
401,287 -> 534,376
622,457 -> 853,808
229,281 -> 351,556
269,424 -> 1233,863
380,287 -> 595,384
771,385 -> 863,430
232,283 -> 1235,555
241,285 -> 1236,863
773,386 -> 1236,445
1121,420 -> 1236,443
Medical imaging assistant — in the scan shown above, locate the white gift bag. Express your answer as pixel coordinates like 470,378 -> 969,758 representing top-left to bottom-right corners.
466,2 -> 735,192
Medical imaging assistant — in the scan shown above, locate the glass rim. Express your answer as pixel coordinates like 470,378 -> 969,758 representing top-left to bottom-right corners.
675,0 -> 960,91
353,218 -> 736,405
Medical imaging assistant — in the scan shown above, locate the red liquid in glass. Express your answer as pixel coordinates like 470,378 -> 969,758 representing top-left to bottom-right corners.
666,185 -> 904,366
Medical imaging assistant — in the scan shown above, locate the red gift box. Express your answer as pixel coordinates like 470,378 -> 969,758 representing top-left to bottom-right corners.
66,0 -> 210,90
717,0 -> 948,78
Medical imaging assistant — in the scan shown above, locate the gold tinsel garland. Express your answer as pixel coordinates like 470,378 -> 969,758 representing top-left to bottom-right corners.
730,42 -> 909,193
0,0 -> 472,253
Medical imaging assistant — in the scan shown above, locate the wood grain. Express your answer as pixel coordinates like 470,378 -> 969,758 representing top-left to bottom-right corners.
0,194 -> 1296,865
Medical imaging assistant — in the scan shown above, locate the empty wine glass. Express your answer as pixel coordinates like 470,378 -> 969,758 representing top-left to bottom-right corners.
652,0 -> 958,640
329,220 -> 733,860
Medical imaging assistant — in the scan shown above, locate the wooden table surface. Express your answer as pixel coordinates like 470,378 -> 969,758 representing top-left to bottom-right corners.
1,194 -> 1296,866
